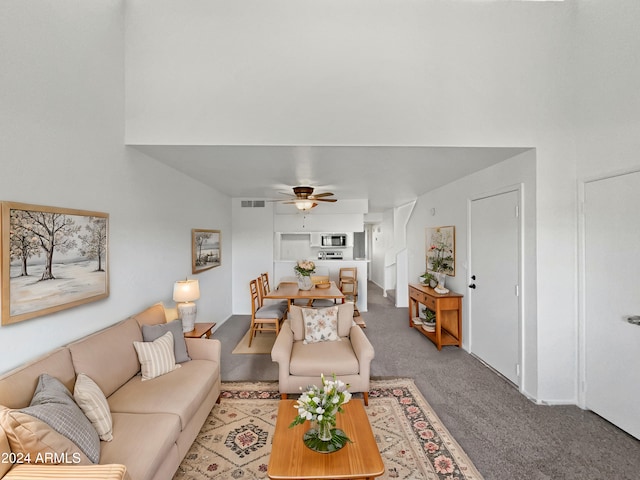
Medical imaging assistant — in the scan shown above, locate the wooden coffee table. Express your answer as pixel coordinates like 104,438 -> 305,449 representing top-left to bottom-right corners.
267,399 -> 385,480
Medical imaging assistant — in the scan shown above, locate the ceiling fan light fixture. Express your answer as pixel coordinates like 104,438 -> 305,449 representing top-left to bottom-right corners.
295,199 -> 316,211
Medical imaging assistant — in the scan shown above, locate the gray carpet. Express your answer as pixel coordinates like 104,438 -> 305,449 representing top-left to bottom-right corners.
216,282 -> 640,479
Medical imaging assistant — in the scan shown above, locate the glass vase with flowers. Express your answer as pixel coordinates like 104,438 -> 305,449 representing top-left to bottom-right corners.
289,373 -> 352,453
294,259 -> 316,290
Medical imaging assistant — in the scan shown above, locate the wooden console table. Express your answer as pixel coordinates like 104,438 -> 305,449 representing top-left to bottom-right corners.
408,283 -> 463,350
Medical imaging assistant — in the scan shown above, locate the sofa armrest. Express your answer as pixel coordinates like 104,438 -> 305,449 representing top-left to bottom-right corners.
271,321 -> 293,366
349,325 -> 375,366
184,338 -> 221,363
4,463 -> 128,480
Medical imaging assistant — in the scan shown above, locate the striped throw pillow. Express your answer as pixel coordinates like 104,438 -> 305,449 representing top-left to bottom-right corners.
133,331 -> 181,381
74,373 -> 113,442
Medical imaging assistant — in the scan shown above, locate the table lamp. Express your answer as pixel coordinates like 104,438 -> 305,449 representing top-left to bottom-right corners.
173,279 -> 200,332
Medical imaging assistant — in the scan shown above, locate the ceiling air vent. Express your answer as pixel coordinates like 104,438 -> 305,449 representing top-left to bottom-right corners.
241,200 -> 265,208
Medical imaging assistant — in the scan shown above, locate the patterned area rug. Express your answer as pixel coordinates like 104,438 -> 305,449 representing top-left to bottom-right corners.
174,378 -> 483,480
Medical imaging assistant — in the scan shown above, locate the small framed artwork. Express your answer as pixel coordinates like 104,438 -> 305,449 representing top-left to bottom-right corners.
192,229 -> 221,274
425,225 -> 455,276
1,201 -> 109,325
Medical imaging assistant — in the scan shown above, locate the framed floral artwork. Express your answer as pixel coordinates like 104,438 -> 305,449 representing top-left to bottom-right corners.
425,226 -> 455,276
192,229 -> 221,274
1,201 -> 109,325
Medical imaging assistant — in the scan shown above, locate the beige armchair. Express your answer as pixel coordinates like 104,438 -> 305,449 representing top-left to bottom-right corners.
271,303 -> 375,405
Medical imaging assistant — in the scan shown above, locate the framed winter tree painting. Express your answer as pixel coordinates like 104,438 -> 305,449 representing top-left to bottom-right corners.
0,202 -> 109,325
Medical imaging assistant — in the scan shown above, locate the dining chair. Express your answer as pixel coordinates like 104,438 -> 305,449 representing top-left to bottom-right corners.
339,267 -> 359,315
339,267 -> 358,303
259,272 -> 289,312
248,279 -> 285,347
310,274 -> 336,307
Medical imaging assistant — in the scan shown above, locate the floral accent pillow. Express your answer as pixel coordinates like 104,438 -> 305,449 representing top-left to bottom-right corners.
301,306 -> 341,344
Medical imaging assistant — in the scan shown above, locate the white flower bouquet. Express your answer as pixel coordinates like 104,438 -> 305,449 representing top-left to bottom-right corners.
289,374 -> 352,451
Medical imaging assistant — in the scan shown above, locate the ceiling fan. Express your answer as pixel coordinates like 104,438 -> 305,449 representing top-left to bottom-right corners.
273,186 -> 338,211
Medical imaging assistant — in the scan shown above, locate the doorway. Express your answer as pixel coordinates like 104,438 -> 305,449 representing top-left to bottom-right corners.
469,188 -> 521,386
582,170 -> 640,439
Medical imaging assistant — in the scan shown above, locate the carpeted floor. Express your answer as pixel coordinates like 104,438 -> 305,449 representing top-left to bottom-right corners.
174,379 -> 482,480
216,282 -> 640,479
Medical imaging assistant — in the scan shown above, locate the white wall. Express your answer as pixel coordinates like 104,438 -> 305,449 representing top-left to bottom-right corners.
119,0 -> 639,403
572,0 -> 640,404
0,0 -> 232,373
231,200 -> 275,314
407,150 -> 538,397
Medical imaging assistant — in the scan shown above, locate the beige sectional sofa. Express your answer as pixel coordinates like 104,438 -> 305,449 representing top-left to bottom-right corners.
0,303 -> 221,480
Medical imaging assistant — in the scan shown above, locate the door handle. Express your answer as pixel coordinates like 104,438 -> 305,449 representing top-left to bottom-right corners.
627,315 -> 640,325
469,283 -> 476,289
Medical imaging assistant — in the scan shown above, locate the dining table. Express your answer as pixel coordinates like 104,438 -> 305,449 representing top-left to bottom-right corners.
264,281 -> 345,310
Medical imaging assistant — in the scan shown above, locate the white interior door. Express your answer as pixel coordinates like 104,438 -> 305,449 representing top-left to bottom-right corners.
584,171 -> 640,439
469,190 -> 520,385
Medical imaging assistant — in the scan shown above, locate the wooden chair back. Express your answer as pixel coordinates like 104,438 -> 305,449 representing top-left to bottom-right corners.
249,278 -> 261,313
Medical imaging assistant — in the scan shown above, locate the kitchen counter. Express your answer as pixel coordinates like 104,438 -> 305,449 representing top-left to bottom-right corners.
274,260 -> 369,312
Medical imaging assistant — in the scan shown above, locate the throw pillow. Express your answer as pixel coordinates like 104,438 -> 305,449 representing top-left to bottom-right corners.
0,408 -> 91,465
73,374 -> 113,442
142,319 -> 191,363
133,331 -> 181,381
301,306 -> 341,344
17,374 -> 100,463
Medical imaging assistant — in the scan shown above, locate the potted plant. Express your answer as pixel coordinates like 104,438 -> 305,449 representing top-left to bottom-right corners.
420,272 -> 437,288
422,307 -> 436,332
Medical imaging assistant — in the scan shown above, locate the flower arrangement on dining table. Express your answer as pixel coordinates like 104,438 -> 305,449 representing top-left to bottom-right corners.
294,259 -> 316,276
289,373 -> 352,452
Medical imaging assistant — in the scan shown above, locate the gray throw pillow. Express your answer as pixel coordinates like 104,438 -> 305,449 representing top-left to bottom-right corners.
142,319 -> 191,363
20,374 -> 100,463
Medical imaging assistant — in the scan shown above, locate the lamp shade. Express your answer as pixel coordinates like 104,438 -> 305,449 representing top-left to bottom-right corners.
173,279 -> 200,303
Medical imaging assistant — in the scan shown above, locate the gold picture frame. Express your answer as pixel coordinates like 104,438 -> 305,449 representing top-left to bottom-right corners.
425,225 -> 455,276
192,229 -> 221,274
1,201 -> 109,325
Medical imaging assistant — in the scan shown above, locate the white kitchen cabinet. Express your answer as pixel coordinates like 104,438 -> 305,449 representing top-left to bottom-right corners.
310,233 -> 322,247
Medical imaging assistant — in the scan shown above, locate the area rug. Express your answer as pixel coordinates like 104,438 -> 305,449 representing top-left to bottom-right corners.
173,378 -> 483,480
231,330 -> 277,354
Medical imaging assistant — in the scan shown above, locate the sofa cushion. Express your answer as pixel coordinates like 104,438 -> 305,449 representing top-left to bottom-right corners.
289,339 -> 360,376
0,408 -> 91,465
142,319 -> 191,363
18,374 -> 100,463
100,412 -> 180,480
68,318 -> 143,398
74,373 -> 113,442
131,302 -> 167,327
302,306 -> 340,344
107,359 -> 219,431
133,331 -> 181,381
0,348 -> 76,409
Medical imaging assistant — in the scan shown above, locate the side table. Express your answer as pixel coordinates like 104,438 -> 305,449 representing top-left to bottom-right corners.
183,322 -> 216,339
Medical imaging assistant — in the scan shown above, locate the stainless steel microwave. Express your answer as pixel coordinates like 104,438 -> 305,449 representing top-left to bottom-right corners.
321,234 -> 347,247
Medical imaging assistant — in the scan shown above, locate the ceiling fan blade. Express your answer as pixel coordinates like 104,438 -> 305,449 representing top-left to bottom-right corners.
309,192 -> 335,199
315,198 -> 337,202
